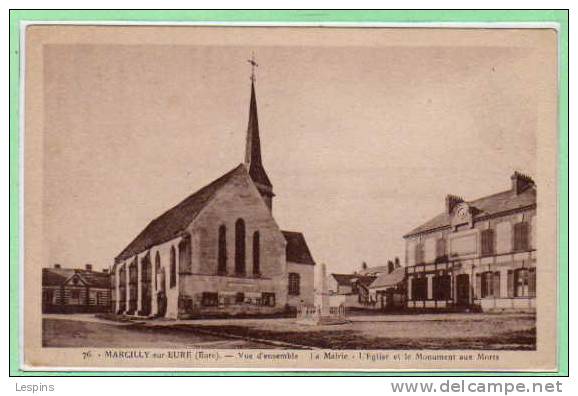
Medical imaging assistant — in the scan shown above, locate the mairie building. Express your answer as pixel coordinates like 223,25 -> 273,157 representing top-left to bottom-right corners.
111,78 -> 315,319
403,172 -> 536,312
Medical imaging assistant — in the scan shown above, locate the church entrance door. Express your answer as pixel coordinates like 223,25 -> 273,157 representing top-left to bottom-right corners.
157,292 -> 167,318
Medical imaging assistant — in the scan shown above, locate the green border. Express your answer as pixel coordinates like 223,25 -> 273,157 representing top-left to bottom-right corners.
8,10 -> 569,377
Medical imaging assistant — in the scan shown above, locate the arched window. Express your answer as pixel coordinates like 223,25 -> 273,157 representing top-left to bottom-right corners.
235,219 -> 246,275
155,252 -> 161,289
170,246 -> 176,288
218,225 -> 227,274
288,272 -> 300,295
253,231 -> 260,276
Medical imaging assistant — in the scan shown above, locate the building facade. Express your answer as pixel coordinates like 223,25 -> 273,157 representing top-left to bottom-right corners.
284,231 -> 316,307
368,267 -> 406,310
404,172 -> 536,312
42,264 -> 111,313
110,78 -> 315,319
327,273 -> 377,309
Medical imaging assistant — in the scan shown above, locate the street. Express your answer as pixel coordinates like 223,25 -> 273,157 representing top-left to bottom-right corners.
42,315 -> 274,349
43,312 -> 536,350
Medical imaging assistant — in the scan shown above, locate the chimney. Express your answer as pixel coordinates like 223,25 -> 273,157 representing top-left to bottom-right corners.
394,257 -> 400,268
54,263 -> 61,269
511,171 -> 535,195
445,194 -> 464,214
85,264 -> 92,271
387,260 -> 395,274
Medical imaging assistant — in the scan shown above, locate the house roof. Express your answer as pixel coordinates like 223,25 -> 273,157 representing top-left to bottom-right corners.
116,164 -> 246,261
404,186 -> 536,238
330,273 -> 376,287
355,275 -> 378,288
370,267 -> 406,289
358,265 -> 390,276
42,268 -> 110,289
282,231 -> 315,265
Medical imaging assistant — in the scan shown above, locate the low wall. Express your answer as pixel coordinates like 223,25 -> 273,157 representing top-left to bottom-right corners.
42,304 -> 111,314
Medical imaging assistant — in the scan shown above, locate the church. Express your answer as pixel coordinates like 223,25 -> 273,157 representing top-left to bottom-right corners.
110,70 -> 316,319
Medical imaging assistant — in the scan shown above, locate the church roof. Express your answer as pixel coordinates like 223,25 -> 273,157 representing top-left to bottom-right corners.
282,231 -> 315,265
404,186 -> 536,238
42,267 -> 110,289
116,164 -> 246,262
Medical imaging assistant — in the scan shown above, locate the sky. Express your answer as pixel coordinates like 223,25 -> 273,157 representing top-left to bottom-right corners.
40,27 -> 542,274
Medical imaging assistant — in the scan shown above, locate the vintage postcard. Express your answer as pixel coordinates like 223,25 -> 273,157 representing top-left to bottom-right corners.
20,23 -> 559,371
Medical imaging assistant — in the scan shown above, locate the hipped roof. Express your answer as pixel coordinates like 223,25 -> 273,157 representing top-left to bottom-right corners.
404,187 -> 536,238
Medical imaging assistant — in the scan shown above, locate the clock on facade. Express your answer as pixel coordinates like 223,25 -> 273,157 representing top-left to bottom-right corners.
456,205 -> 469,219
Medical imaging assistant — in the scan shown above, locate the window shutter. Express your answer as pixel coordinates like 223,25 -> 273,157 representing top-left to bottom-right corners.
521,223 -> 529,250
436,239 -> 446,259
528,268 -> 536,297
514,223 -> 529,251
493,271 -> 501,298
475,273 -> 481,299
482,229 -> 495,255
507,270 -> 514,297
414,244 -> 419,264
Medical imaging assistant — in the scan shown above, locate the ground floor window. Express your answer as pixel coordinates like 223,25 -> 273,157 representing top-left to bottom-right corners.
411,276 -> 427,301
510,268 -> 536,297
433,274 -> 452,300
202,292 -> 219,307
95,291 -> 103,305
288,272 -> 300,295
235,292 -> 245,304
478,271 -> 501,298
261,292 -> 275,307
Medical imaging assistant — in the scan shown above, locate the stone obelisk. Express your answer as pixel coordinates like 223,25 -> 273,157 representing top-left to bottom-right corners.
315,263 -> 330,316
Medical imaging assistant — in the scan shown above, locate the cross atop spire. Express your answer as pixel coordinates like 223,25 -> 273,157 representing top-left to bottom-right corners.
247,52 -> 258,83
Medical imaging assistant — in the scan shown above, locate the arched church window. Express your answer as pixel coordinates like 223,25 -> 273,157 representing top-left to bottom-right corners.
218,225 -> 227,274
235,219 -> 246,275
253,231 -> 260,276
155,252 -> 161,289
170,246 -> 176,288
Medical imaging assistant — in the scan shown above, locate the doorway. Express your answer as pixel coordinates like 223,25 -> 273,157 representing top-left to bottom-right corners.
456,274 -> 470,307
156,292 -> 167,318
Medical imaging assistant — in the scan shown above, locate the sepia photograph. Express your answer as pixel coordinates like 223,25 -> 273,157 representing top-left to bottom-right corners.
19,23 -> 559,371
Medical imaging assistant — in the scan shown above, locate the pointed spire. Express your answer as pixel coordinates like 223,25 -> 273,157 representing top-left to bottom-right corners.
244,80 -> 264,168
243,58 -> 274,210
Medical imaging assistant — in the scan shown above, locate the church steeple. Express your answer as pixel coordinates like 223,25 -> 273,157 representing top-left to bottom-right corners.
244,55 -> 274,210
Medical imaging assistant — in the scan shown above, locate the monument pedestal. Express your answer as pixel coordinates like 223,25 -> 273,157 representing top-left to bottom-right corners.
295,263 -> 348,325
296,304 -> 348,325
